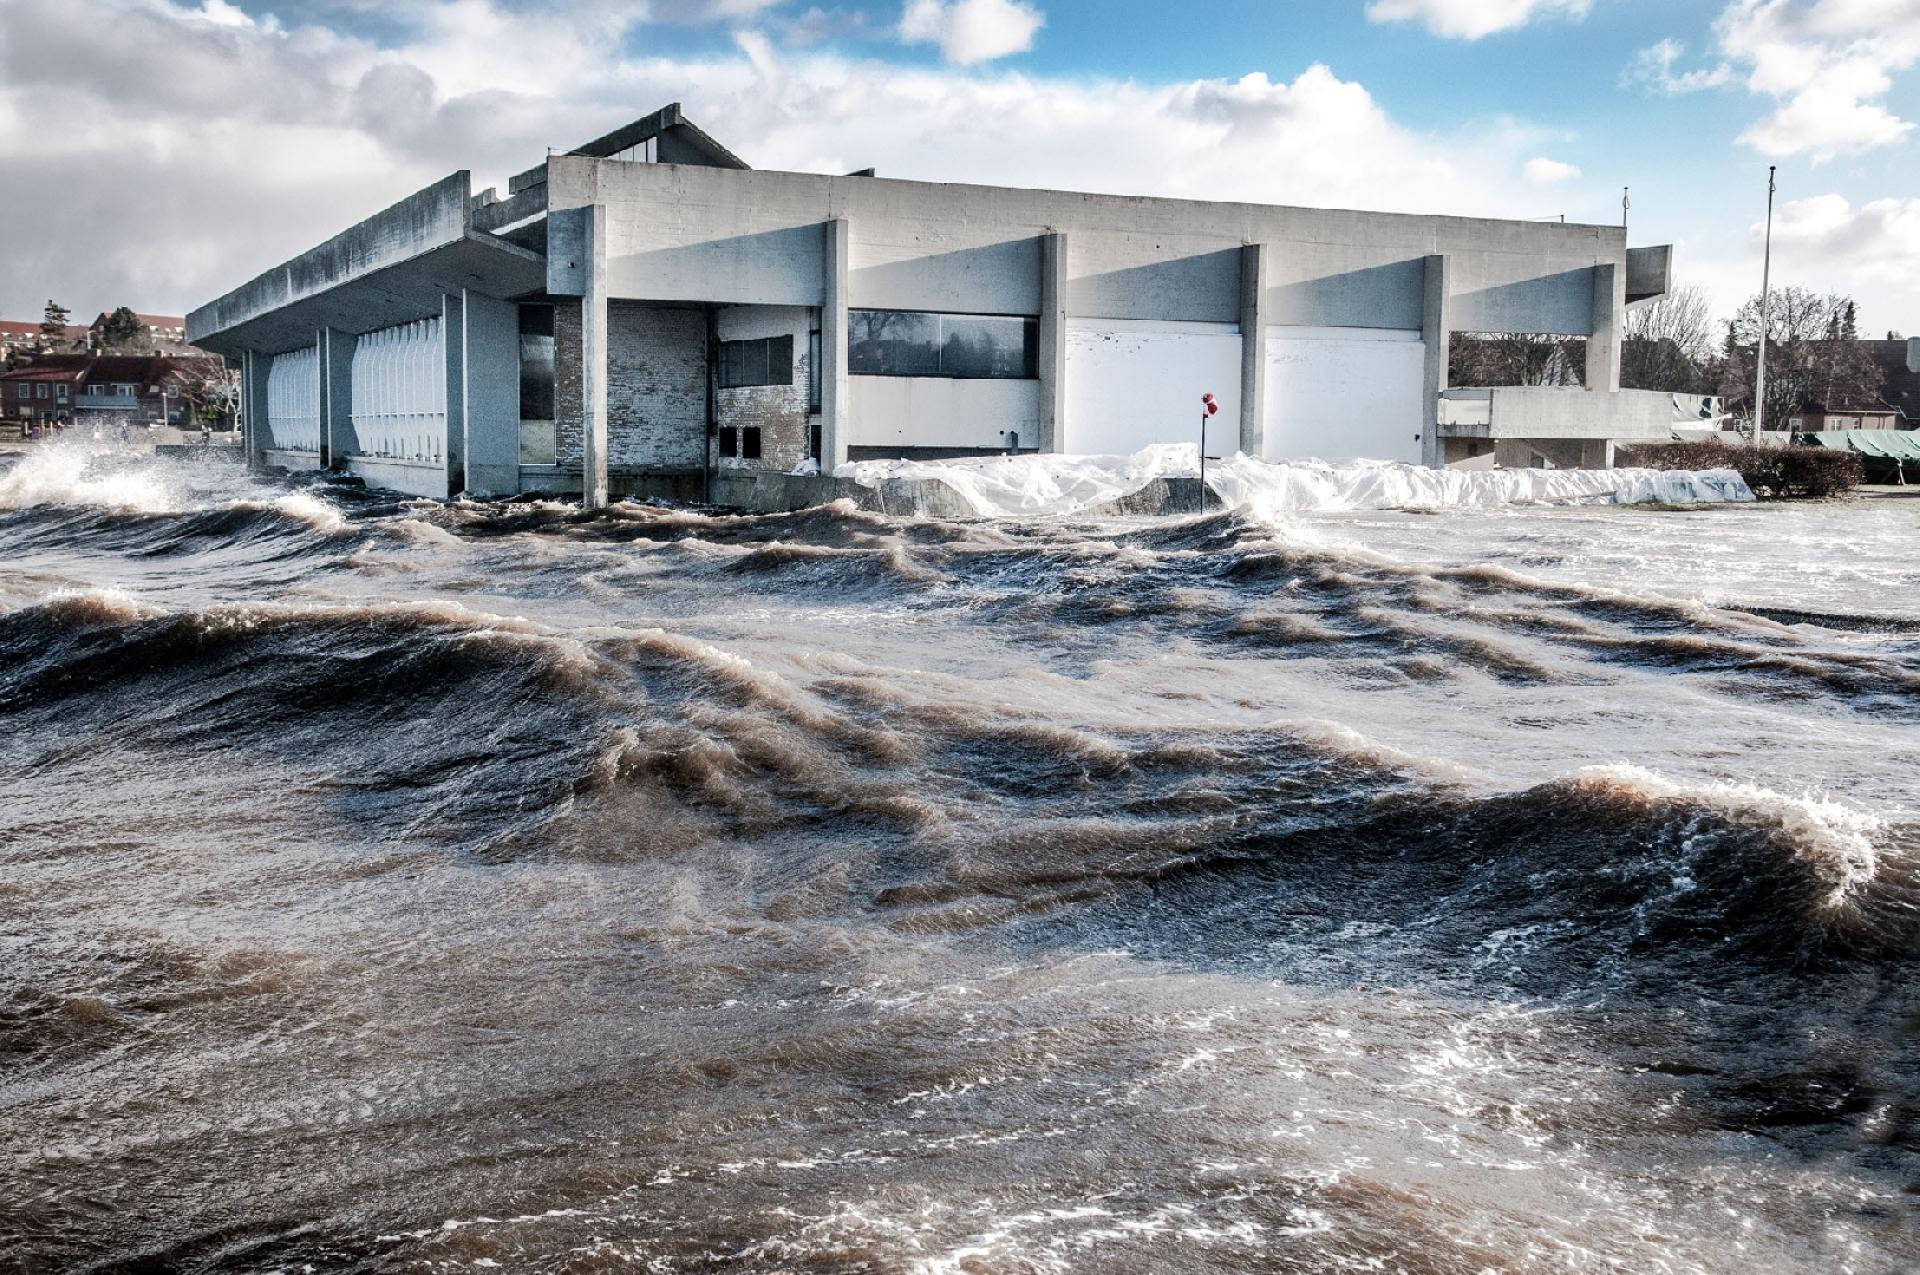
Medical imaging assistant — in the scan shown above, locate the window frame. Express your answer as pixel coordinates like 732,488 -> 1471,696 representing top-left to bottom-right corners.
717,334 -> 794,390
847,309 -> 1039,380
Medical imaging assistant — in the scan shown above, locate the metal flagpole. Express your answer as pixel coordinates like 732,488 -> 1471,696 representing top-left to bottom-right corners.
1754,165 -> 1776,444
1622,187 -> 1629,228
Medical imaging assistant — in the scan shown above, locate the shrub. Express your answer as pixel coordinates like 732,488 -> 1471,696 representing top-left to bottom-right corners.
1614,440 -> 1862,500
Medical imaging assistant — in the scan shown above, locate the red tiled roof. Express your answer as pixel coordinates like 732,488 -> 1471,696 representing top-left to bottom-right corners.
1,360 -> 87,383
0,320 -> 87,340
2,353 -> 221,387
89,312 -> 187,331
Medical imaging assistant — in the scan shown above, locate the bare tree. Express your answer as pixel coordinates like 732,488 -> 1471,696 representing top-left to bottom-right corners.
1449,333 -> 1586,388
1620,284 -> 1716,393
1719,287 -> 1884,426
164,357 -> 240,428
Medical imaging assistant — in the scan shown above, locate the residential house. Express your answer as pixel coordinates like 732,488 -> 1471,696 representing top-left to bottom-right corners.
1864,336 -> 1920,428
1,353 -> 226,427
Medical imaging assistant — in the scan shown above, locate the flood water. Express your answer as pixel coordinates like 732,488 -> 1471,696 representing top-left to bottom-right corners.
2,444 -> 1916,1273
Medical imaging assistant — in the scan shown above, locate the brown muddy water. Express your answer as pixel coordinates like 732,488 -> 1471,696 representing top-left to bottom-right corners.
1,444 -> 1916,1273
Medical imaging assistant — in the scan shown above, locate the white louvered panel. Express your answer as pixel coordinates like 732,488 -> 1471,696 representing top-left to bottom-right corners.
349,318 -> 445,461
265,345 -> 320,452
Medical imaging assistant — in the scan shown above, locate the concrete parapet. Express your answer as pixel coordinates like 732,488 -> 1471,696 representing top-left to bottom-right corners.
1439,385 -> 1692,440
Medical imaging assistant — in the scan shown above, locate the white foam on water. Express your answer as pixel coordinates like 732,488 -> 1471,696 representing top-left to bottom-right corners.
0,440 -> 350,530
0,442 -> 184,513
836,444 -> 1753,519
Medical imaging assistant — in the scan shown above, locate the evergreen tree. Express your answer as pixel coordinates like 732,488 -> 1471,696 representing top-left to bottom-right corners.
40,299 -> 70,339
102,306 -> 146,348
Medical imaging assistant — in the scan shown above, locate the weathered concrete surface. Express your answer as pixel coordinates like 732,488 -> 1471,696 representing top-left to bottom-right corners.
1439,386 -> 1695,440
344,456 -> 450,499
1238,243 -> 1267,456
1585,263 -> 1623,393
190,174 -> 473,353
460,291 -> 524,496
1421,254 -> 1450,469
1625,246 -> 1672,304
260,448 -> 326,472
551,157 -> 1641,340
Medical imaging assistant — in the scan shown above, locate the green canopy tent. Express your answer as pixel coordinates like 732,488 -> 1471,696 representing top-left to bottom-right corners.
1800,430 -> 1920,481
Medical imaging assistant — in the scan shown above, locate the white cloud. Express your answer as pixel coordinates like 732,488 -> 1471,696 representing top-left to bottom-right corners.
1676,193 -> 1920,335
1631,1 -> 1920,161
1624,37 -> 1736,91
1523,156 -> 1581,182
898,0 -> 1043,64
0,0 -> 1615,321
1767,192 -> 1920,275
1365,0 -> 1592,40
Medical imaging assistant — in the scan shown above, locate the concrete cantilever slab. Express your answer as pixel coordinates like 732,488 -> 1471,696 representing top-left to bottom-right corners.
189,231 -> 547,358
188,173 -> 545,357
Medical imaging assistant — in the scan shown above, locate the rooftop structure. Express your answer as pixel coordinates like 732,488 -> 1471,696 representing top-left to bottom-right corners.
190,103 -> 1685,504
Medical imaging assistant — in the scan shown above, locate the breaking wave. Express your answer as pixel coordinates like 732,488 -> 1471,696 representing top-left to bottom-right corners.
3,448 -> 1916,1275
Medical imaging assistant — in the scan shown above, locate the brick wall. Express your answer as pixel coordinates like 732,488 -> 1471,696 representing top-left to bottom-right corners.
716,305 -> 814,472
555,301 -> 707,472
555,302 -> 583,462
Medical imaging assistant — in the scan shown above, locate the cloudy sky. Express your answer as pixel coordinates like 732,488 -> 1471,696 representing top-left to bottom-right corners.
3,0 -> 1916,334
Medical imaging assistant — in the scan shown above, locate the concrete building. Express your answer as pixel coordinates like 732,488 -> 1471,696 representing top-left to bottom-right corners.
188,104 -> 1686,504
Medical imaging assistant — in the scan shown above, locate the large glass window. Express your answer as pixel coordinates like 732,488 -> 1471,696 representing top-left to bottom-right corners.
718,335 -> 793,389
848,310 -> 1037,379
518,304 -> 556,466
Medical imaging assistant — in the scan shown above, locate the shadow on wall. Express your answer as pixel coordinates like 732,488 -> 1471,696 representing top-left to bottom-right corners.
1069,249 -> 1242,323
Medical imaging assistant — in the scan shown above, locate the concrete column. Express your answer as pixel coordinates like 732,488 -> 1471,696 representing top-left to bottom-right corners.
321,328 -> 355,467
1585,261 -> 1622,394
442,291 -> 466,493
1239,243 -> 1268,458
819,217 -> 851,470
461,289 -> 522,496
242,349 -> 270,470
581,204 -> 610,508
1037,231 -> 1067,453
1420,253 -> 1451,469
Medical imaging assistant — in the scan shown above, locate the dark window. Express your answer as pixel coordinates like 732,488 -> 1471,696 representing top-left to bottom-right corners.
847,310 -> 1037,379
718,335 -> 793,389
718,426 -> 738,458
518,305 -> 556,422
518,304 -> 557,467
739,426 -> 761,460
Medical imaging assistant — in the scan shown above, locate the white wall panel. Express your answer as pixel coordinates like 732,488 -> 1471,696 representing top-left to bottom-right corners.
265,345 -> 319,453
1063,319 -> 1240,456
349,317 -> 445,461
1263,327 -> 1425,464
846,377 -> 1040,452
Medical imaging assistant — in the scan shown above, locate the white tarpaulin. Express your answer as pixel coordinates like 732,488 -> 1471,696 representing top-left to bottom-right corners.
835,445 -> 1753,519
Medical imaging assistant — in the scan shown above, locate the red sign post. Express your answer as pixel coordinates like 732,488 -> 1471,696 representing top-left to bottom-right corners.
1199,392 -> 1219,509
